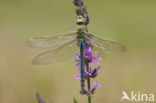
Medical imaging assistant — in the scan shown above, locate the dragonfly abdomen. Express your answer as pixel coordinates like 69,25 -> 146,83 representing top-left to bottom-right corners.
79,40 -> 86,94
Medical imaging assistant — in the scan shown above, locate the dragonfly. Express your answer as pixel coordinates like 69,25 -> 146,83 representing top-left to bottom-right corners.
26,15 -> 126,94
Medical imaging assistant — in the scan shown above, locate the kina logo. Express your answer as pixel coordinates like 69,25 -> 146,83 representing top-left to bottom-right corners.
121,91 -> 155,102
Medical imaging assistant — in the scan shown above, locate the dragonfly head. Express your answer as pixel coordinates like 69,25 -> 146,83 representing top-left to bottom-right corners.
76,15 -> 86,24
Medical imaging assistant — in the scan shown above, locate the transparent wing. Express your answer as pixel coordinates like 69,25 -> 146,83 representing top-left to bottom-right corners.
26,31 -> 77,48
85,32 -> 126,52
32,39 -> 79,65
84,32 -> 126,58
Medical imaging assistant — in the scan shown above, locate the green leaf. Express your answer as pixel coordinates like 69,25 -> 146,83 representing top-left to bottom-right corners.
90,95 -> 99,100
74,97 -> 78,103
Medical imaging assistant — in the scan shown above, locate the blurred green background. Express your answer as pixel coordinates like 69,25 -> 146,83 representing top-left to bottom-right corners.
0,0 -> 156,103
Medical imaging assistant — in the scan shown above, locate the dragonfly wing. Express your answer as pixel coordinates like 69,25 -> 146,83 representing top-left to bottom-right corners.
26,31 -> 77,48
85,32 -> 126,52
91,42 -> 108,58
32,39 -> 79,65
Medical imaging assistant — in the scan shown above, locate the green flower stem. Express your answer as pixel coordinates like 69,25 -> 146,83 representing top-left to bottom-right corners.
86,62 -> 91,103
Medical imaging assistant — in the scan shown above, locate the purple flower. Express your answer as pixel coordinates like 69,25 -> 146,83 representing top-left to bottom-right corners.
85,46 -> 92,57
74,65 -> 101,79
91,65 -> 101,78
73,0 -> 83,7
75,59 -> 80,67
76,9 -> 83,15
85,47 -> 103,65
36,92 -> 46,103
82,6 -> 87,12
86,66 -> 101,78
74,74 -> 81,79
76,6 -> 88,16
84,16 -> 90,25
90,81 -> 102,94
75,53 -> 80,66
75,47 -> 102,66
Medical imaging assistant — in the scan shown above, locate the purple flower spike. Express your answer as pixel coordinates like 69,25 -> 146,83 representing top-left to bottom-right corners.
76,9 -> 83,15
73,0 -> 84,7
75,47 -> 102,66
36,92 -> 46,103
82,6 -> 87,12
90,81 -> 102,94
84,16 -> 90,25
75,46 -> 102,67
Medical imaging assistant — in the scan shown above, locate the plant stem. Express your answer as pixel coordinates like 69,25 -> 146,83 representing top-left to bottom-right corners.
86,62 -> 91,103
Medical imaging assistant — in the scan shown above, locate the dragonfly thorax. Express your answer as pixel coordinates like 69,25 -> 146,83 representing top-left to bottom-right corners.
76,31 -> 86,43
76,25 -> 87,32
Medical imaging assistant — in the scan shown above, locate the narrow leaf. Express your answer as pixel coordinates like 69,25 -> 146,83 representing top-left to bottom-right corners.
74,97 -> 78,103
